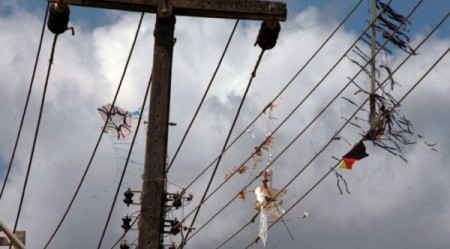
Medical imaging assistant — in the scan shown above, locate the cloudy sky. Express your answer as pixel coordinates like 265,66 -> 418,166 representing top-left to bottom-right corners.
0,0 -> 449,248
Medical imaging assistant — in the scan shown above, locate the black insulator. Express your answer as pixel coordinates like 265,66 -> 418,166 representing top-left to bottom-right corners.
172,194 -> 182,209
121,216 -> 132,231
169,219 -> 181,235
120,243 -> 130,249
123,189 -> 134,206
47,3 -> 70,34
255,20 -> 281,50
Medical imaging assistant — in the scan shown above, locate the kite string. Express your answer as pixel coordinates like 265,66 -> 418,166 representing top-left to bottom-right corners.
96,69 -> 152,249
98,12 -> 149,249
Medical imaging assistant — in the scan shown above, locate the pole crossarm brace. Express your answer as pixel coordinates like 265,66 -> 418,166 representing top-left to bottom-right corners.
48,0 -> 287,21
0,219 -> 25,249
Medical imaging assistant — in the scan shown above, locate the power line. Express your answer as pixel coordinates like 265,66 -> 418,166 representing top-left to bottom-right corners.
180,49 -> 267,248
218,9 -> 448,248
11,33 -> 60,243
166,19 -> 240,173
42,12 -> 147,249
182,0 -> 427,244
96,12 -> 149,249
244,46 -> 449,249
0,2 -> 49,201
97,68 -> 152,249
6,1 -> 435,249
174,0 -> 395,234
176,0 -> 366,207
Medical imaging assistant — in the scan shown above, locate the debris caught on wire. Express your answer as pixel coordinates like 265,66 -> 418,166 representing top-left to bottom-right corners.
253,168 -> 290,246
333,169 -> 350,195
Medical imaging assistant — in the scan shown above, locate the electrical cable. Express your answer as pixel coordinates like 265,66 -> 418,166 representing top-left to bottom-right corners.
97,66 -> 152,249
219,7 -> 448,248
11,34 -> 59,245
182,0 -> 426,245
9,0 -> 428,247
42,12 -> 146,249
179,0 -> 372,194
174,0 -> 393,235
244,46 -> 449,249
180,49 -> 267,248
175,4 -> 369,228
207,7 -> 430,248
0,2 -> 49,201
96,13 -> 148,249
181,12 -> 385,248
166,19 -> 240,173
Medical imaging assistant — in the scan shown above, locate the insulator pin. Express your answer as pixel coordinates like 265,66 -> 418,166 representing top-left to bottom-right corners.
255,20 -> 281,50
47,3 -> 70,34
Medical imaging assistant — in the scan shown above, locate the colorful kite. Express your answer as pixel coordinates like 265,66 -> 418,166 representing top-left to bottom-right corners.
339,142 -> 369,170
98,103 -> 133,139
97,104 -> 148,187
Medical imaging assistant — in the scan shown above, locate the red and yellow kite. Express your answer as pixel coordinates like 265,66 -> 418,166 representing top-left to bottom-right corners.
339,142 -> 369,170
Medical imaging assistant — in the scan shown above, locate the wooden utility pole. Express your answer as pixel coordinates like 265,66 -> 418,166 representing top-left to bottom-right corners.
49,1 -> 286,248
140,14 -> 175,249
